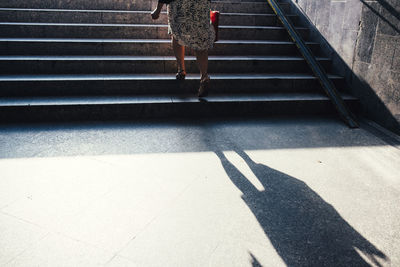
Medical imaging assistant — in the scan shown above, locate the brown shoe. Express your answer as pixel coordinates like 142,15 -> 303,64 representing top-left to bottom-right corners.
198,76 -> 210,97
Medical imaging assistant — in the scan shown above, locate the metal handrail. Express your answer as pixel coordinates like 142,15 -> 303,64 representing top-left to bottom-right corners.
266,0 -> 359,128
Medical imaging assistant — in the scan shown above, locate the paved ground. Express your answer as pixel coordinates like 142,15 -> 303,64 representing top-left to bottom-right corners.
0,116 -> 399,267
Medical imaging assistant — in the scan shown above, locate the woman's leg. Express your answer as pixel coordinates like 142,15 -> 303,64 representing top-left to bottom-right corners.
172,37 -> 185,74
195,49 -> 209,81
195,49 -> 210,97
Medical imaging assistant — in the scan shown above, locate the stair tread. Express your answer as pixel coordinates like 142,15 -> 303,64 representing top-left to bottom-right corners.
0,92 -> 357,106
213,0 -> 287,2
0,38 -> 319,45
0,8 -> 158,13
0,55 -> 330,61
220,12 -> 296,16
0,22 -> 308,30
0,22 -> 166,27
220,25 -> 307,30
0,38 -> 174,43
0,8 -> 296,16
0,73 -> 343,81
212,0 -> 289,4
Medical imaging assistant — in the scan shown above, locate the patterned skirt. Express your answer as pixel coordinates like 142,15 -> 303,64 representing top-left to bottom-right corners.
167,0 -> 215,50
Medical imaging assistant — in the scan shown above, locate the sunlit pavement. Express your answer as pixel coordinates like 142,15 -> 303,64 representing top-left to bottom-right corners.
0,116 -> 399,266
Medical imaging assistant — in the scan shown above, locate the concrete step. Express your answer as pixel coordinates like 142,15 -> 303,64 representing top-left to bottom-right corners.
220,13 -> 299,26
213,0 -> 291,2
0,92 -> 358,122
0,8 -> 300,26
0,56 -> 331,75
0,0 -> 155,10
0,74 -> 345,97
221,25 -> 308,40
0,39 -> 321,56
0,23 -> 309,41
0,1 -> 357,124
0,1 -> 291,14
212,1 -> 291,14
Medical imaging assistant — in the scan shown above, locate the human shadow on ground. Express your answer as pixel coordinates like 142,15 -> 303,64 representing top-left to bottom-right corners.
210,139 -> 387,266
215,149 -> 387,266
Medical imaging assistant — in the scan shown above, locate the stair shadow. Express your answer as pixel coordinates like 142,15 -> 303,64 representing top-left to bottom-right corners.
203,127 -> 388,266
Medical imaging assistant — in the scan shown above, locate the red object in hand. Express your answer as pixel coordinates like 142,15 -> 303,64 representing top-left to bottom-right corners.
210,10 -> 219,42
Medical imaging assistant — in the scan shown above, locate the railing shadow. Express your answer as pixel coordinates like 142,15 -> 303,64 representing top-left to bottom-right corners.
360,0 -> 400,35
293,0 -> 399,34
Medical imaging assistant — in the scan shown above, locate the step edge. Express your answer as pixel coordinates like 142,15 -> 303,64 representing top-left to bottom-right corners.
0,55 -> 331,61
0,38 -> 320,45
0,8 -> 298,18
0,22 -> 308,30
0,73 -> 344,81
0,93 -> 357,107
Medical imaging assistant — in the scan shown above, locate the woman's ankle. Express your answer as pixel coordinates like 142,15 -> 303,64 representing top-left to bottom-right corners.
200,74 -> 209,81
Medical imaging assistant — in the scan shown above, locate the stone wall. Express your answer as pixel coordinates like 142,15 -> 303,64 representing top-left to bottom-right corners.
290,0 -> 400,134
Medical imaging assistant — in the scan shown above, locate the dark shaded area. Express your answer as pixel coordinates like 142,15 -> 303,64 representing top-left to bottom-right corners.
360,0 -> 400,35
204,128 -> 388,266
1,116 -> 398,159
377,0 -> 400,20
290,0 -> 400,135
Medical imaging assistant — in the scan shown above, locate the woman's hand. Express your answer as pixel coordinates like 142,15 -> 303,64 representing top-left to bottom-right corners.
151,2 -> 164,20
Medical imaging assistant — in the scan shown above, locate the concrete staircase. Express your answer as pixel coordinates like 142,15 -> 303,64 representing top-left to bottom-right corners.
0,0 -> 358,121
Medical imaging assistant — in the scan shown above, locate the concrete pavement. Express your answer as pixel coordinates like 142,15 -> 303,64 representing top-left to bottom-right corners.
0,116 -> 399,266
